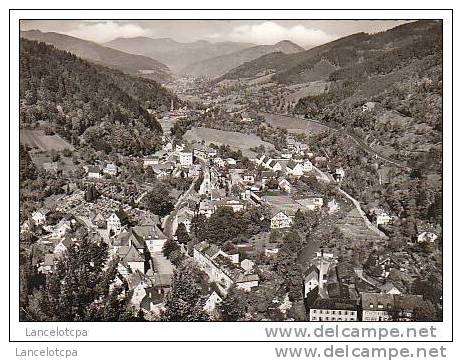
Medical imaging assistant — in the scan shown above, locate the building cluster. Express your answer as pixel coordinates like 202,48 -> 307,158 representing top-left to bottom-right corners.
303,251 -> 435,321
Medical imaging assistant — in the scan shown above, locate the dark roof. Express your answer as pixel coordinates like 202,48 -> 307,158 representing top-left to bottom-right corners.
361,292 -> 395,311
133,224 -> 166,240
311,298 -> 358,311
124,245 -> 145,263
115,209 -> 129,224
286,160 -> 301,169
88,165 -> 101,173
326,283 -> 351,299
304,265 -> 320,278
393,294 -> 427,310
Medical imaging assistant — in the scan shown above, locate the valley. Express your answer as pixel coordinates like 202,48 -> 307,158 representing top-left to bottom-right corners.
18,20 -> 443,323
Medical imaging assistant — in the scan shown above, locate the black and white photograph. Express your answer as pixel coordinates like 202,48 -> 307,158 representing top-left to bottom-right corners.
17,17 -> 444,323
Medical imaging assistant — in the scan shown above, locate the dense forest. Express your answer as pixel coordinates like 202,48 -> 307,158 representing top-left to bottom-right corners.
20,39 -> 181,155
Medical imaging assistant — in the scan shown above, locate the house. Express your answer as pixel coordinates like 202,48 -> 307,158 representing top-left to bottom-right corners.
327,199 -> 340,214
113,230 -> 145,255
268,159 -> 282,172
286,161 -> 304,177
295,196 -> 324,211
173,207 -> 195,234
133,224 -> 167,254
226,158 -> 237,166
376,211 -> 392,226
193,242 -> 234,293
92,212 -> 106,228
362,101 -> 376,112
240,259 -> 255,272
270,209 -> 296,229
203,291 -> 223,316
210,188 -> 226,201
416,222 -> 441,243
150,163 -> 170,179
87,165 -> 102,179
143,156 -> 160,167
265,247 -> 279,257
393,294 -> 434,321
255,154 -> 271,168
213,157 -> 225,167
107,209 -> 129,236
152,273 -> 173,297
242,173 -> 255,184
309,299 -> 358,321
39,253 -> 60,274
198,199 -> 217,218
193,241 -> 258,294
304,265 -> 320,298
361,293 -> 394,321
417,231 -> 438,243
175,143 -> 186,153
216,198 -> 245,213
178,149 -> 193,166
103,163 -> 119,176
193,144 -> 217,159
278,177 -> 292,193
380,281 -> 402,295
303,160 -> 313,172
43,218 -> 72,239
126,270 -> 153,309
123,245 -> 146,273
333,168 -> 345,182
162,140 -> 173,152
53,236 -> 74,255
235,273 -> 259,291
42,161 -> 62,175
32,208 -> 50,225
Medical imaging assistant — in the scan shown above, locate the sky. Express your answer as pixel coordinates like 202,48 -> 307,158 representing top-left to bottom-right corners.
20,20 -> 412,48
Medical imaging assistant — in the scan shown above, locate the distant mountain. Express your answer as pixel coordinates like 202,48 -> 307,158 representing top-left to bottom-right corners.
20,39 -> 181,155
181,40 -> 305,78
20,30 -> 172,83
220,20 -> 441,85
104,37 -> 255,72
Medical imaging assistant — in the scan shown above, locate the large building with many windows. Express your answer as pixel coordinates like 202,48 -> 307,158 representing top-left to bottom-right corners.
309,299 -> 358,321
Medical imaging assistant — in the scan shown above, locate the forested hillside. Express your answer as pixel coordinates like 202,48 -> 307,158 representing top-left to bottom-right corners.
221,21 -> 441,85
20,39 -> 181,155
293,20 -> 443,245
21,30 -> 172,83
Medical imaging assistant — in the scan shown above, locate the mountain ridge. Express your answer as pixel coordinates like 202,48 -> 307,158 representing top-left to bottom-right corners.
20,30 -> 172,83
180,40 -> 305,78
105,36 -> 256,72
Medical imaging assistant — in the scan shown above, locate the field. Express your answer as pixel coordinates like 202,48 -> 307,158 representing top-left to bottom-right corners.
184,127 -> 275,158
20,129 -> 74,151
262,113 -> 328,135
285,81 -> 330,102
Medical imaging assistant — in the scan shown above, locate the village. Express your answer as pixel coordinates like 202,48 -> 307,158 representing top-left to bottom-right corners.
20,97 -> 441,322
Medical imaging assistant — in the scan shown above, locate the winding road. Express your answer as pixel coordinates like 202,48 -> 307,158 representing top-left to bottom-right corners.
261,112 -> 411,170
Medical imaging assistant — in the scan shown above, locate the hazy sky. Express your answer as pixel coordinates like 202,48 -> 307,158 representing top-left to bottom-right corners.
20,20 -> 412,48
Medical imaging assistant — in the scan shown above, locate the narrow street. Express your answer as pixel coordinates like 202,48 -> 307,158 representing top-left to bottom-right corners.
162,174 -> 199,238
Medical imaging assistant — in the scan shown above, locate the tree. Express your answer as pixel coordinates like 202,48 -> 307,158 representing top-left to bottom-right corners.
175,223 -> 190,245
162,238 -> 180,259
24,238 -> 137,321
141,184 -> 174,217
161,263 -> 209,321
218,287 -> 247,321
